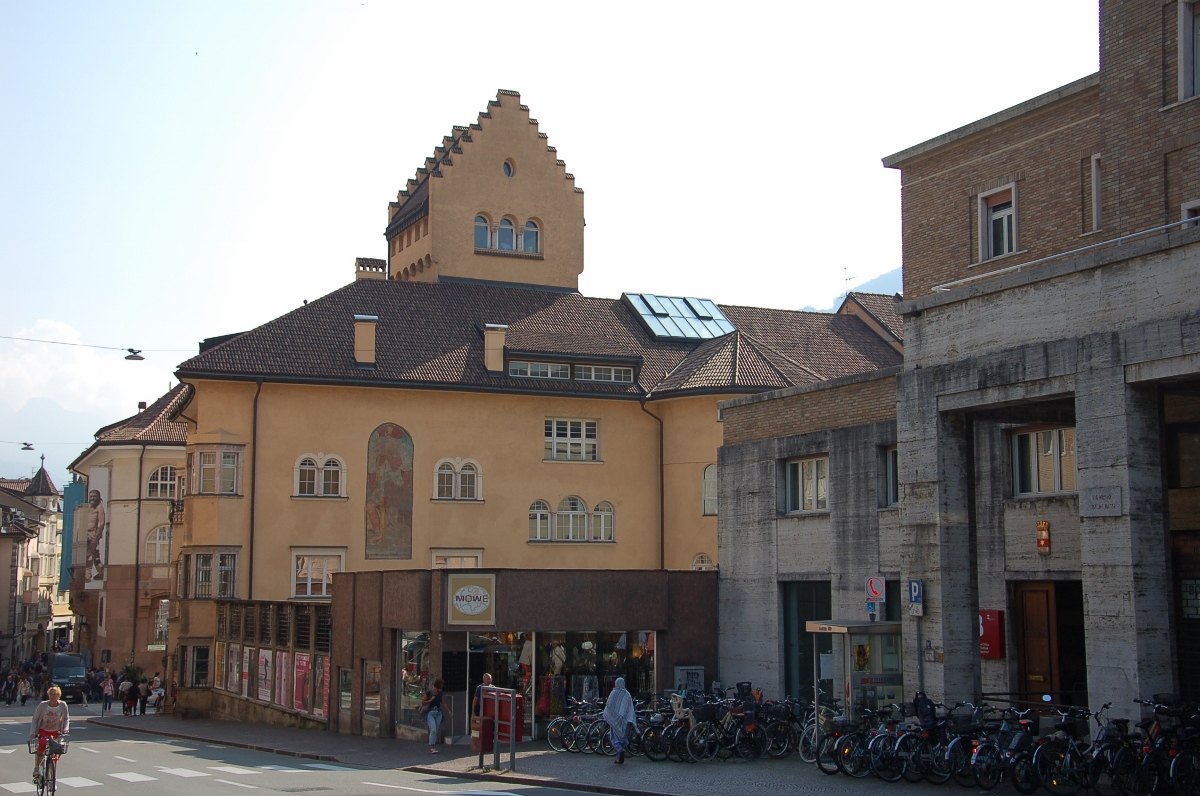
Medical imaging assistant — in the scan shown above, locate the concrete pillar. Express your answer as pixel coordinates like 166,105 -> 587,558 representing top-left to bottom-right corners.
898,368 -> 979,702
1075,363 -> 1173,713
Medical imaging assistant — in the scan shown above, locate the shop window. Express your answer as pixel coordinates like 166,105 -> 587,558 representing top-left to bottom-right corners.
433,459 -> 483,500
398,630 -> 432,729
146,526 -> 172,564
544,419 -> 599,461
364,660 -> 382,720
692,553 -> 715,571
147,465 -> 177,498
591,502 -> 614,542
529,500 -> 551,540
881,446 -> 900,507
534,631 -> 656,706
1013,427 -> 1076,496
293,548 -> 344,598
556,497 -> 588,541
702,464 -> 717,515
785,456 -> 829,513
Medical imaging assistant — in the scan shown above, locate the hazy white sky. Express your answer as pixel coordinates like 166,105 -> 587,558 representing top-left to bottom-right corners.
0,0 -> 1099,483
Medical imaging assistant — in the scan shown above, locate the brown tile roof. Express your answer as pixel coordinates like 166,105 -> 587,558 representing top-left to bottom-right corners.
844,292 -> 904,341
93,384 -> 191,445
0,479 -> 31,494
177,280 -> 901,399
24,467 -> 56,496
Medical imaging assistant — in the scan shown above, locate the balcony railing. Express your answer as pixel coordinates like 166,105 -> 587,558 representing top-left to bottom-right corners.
170,499 -> 185,525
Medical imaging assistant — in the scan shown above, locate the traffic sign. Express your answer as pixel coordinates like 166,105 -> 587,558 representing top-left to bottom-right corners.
908,579 -> 923,604
865,576 -> 886,601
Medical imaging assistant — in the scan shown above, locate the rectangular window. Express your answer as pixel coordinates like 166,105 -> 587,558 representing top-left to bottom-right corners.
220,452 -> 238,494
293,552 -> 342,598
192,646 -> 210,687
1013,427 -> 1077,495
978,185 -> 1017,261
785,456 -> 829,513
433,554 -> 480,568
882,446 -> 900,507
179,555 -> 190,599
195,554 -> 213,599
199,453 -> 217,493
153,599 -> 170,646
544,419 -> 599,461
509,361 -> 569,379
217,553 -> 236,598
1090,155 -> 1102,232
576,365 -> 635,382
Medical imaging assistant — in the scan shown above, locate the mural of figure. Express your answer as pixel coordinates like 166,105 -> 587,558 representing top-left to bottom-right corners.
365,423 -> 414,559
85,489 -> 106,581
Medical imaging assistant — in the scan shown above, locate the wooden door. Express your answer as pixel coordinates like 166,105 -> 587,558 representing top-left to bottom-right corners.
1014,582 -> 1059,700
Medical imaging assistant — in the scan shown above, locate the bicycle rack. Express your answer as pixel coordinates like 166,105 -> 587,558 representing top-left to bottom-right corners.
476,686 -> 518,773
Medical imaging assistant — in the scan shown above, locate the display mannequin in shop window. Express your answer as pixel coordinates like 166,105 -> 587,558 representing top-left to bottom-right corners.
518,635 -> 533,691
550,640 -> 565,675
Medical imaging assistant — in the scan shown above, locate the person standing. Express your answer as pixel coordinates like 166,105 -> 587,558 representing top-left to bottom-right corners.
421,678 -> 451,754
117,677 -> 133,716
602,677 -> 636,765
2,675 -> 16,706
29,686 -> 69,785
17,677 -> 32,707
101,674 -> 114,715
137,678 -> 150,716
471,673 -> 493,716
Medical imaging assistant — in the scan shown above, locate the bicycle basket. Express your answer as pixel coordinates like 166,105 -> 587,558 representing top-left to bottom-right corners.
1008,732 -> 1033,753
26,739 -> 37,755
830,715 -> 856,732
692,704 -> 716,723
47,738 -> 67,755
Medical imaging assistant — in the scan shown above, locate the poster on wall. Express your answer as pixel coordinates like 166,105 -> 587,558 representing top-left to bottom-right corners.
365,423 -> 414,559
294,652 -> 312,713
84,466 -> 110,590
312,655 -> 328,719
227,644 -> 241,693
276,650 -> 291,708
258,649 -> 273,702
214,642 -> 226,691
242,646 -> 253,698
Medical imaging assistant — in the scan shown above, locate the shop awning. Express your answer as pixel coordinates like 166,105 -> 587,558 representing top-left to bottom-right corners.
805,620 -> 903,635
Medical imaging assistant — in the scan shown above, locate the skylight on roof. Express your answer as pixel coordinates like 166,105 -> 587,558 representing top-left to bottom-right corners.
622,293 -> 736,341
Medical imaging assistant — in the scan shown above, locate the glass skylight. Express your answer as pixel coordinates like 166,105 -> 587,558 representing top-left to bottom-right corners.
622,293 -> 736,340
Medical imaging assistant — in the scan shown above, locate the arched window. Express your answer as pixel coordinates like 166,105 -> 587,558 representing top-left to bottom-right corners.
692,553 -> 715,571
497,218 -> 515,251
556,496 -> 587,541
146,526 -> 172,565
147,465 -> 177,498
703,464 -> 717,516
459,463 -> 477,500
437,463 -> 456,499
523,220 -> 540,254
529,500 -> 550,540
297,458 -> 317,496
592,502 -> 614,542
322,459 -> 342,497
474,215 -> 490,249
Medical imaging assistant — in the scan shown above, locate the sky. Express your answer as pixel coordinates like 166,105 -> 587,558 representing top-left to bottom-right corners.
0,0 -> 1100,486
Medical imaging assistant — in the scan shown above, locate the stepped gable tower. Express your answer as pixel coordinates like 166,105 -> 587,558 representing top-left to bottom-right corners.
378,89 -> 585,291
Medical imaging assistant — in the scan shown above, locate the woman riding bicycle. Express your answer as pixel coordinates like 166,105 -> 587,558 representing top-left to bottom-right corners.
29,686 -> 69,785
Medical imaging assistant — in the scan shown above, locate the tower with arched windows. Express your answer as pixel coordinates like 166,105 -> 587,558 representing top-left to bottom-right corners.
378,90 -> 585,291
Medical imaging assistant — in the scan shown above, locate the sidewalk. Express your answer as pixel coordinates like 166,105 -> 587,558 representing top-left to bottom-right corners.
85,712 -> 955,796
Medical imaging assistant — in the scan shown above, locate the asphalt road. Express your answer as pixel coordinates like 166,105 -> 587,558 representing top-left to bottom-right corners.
0,702 -> 575,796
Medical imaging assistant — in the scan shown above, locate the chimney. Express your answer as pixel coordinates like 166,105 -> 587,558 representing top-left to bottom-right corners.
355,257 -> 387,281
354,315 -> 378,366
137,401 -> 147,411
483,324 -> 507,373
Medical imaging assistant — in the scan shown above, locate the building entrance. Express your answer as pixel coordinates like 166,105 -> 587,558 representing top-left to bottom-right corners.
1013,580 -> 1087,706
782,582 -> 832,699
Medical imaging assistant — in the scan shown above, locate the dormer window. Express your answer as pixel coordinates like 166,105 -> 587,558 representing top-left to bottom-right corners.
509,361 -> 569,379
576,365 -> 634,383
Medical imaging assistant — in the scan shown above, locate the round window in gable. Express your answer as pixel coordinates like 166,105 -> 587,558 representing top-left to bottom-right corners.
503,159 -> 515,177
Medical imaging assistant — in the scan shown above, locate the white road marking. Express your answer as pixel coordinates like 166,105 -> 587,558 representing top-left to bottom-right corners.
109,772 -> 157,782
56,777 -> 102,787
361,785 -> 521,796
303,763 -> 354,771
255,765 -> 302,772
206,744 -> 226,748
77,747 -> 100,754
208,766 -> 259,775
0,749 -> 13,754
214,779 -> 257,789
155,767 -> 210,777
0,783 -> 36,793
113,756 -> 136,762
119,739 -> 151,744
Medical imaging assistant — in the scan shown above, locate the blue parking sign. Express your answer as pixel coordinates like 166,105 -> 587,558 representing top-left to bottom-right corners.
909,579 -> 923,604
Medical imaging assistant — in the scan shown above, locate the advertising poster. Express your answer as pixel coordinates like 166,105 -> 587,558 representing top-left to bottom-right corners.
214,642 -> 226,691
84,466 -> 110,589
242,646 -> 253,698
258,649 -> 273,702
227,644 -> 241,693
294,652 -> 312,713
276,650 -> 291,708
313,655 -> 329,719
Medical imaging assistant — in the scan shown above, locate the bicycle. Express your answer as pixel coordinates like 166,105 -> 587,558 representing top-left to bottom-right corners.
28,733 -> 68,796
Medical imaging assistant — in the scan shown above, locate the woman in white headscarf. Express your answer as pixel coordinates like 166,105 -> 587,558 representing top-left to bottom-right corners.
602,677 -> 637,764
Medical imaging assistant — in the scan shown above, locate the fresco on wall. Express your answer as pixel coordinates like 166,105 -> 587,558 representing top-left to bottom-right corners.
365,423 -> 414,559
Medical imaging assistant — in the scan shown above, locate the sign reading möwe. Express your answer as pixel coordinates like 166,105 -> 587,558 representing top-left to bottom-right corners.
447,572 -> 496,626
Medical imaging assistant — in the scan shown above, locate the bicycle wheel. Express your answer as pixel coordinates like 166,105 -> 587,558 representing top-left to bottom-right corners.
973,742 -> 1003,791
1035,739 -> 1084,796
35,763 -> 45,796
564,722 -> 584,753
816,732 -> 842,775
1173,744 -> 1200,796
47,756 -> 56,796
641,725 -> 668,762
798,722 -> 820,764
1091,747 -> 1124,796
546,718 -> 566,752
686,722 -> 720,762
1114,746 -> 1148,796
626,720 -> 646,757
597,725 -> 615,757
1010,751 -> 1040,795
583,720 -> 603,754
897,732 -> 926,783
839,733 -> 871,778
869,733 -> 903,783
765,719 -> 794,759
735,724 -> 767,762
947,738 -> 976,787
923,738 -> 953,785
666,724 -> 689,763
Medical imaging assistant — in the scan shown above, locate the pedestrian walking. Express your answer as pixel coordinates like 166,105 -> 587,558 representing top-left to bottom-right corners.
420,678 -> 451,754
602,677 -> 636,764
101,674 -> 113,715
17,677 -> 32,707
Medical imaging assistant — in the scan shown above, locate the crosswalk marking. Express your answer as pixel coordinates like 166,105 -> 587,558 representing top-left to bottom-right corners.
155,767 -> 209,777
77,747 -> 100,754
0,782 -> 35,793
214,779 -> 257,789
0,749 -> 14,754
361,785 -> 522,796
109,772 -> 157,782
256,765 -> 302,772
209,766 -> 259,775
56,777 -> 102,788
303,763 -> 353,771
113,756 -> 136,762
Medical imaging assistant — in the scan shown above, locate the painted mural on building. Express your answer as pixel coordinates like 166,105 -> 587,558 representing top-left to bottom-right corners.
365,423 -> 414,559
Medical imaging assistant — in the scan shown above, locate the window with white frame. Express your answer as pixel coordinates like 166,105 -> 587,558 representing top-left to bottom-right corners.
978,185 -> 1017,261
882,446 -> 900,507
292,549 -> 344,598
152,599 -> 169,646
432,549 -> 482,568
497,218 -> 516,251
555,496 -> 588,541
294,455 -> 345,497
591,502 -> 614,541
509,361 -> 570,379
1183,199 -> 1200,229
1013,427 -> 1077,496
474,215 -> 490,249
545,419 -> 599,461
529,500 -> 551,540
785,456 -> 829,513
1179,2 -> 1200,101
193,447 -> 242,495
195,553 -> 213,598
702,464 -> 717,516
146,526 -> 172,564
692,553 -> 715,571
576,365 -> 635,382
217,553 -> 236,598
433,459 -> 483,500
147,465 -> 177,498
523,220 -> 540,253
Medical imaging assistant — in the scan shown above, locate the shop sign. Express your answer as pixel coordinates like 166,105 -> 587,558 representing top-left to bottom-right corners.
447,572 -> 496,626
979,610 -> 1005,658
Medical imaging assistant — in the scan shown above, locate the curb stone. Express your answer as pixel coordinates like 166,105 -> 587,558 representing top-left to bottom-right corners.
405,764 -> 672,796
86,717 -> 338,761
